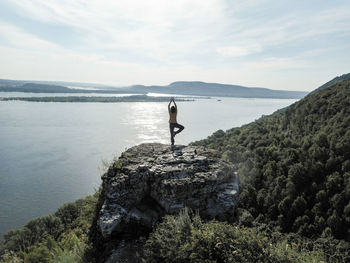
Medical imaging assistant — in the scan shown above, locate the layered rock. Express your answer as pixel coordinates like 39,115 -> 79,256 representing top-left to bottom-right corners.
98,143 -> 238,239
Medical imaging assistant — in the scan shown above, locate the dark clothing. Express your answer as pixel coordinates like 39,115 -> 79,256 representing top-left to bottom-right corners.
170,123 -> 184,145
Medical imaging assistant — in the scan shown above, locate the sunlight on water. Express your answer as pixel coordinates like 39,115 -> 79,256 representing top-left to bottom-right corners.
126,103 -> 169,144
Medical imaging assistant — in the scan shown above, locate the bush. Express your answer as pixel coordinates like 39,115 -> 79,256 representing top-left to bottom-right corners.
55,203 -> 80,227
24,245 -> 51,263
143,209 -> 327,263
0,194 -> 98,263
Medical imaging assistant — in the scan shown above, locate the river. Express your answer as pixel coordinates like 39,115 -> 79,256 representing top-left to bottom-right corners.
0,94 -> 297,238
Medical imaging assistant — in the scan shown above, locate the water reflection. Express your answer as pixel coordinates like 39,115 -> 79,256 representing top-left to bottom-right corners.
126,103 -> 169,144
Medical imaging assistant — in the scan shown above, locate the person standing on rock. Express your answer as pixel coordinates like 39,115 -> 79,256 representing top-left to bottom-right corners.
168,97 -> 184,146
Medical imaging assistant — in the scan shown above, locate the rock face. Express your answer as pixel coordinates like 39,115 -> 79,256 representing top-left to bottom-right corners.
98,143 -> 238,239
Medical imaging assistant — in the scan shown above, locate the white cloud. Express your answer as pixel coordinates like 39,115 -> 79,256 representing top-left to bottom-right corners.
7,0 -> 227,61
6,0 -> 350,59
0,0 -> 350,91
244,57 -> 310,70
217,44 -> 262,57
0,22 -> 58,51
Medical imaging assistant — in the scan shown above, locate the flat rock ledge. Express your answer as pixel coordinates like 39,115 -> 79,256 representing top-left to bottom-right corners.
98,143 -> 238,239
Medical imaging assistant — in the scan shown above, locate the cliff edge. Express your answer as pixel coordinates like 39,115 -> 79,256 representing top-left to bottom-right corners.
95,143 -> 238,261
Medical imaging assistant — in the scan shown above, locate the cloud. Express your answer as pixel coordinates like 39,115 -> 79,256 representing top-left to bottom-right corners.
0,22 -> 63,52
244,57 -> 310,70
217,44 -> 262,57
5,0 -> 350,60
0,0 -> 349,91
6,0 -> 227,61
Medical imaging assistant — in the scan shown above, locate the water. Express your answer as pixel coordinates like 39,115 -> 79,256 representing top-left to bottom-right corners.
0,95 -> 297,239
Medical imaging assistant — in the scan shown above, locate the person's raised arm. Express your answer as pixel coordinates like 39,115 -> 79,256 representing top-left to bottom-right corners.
168,98 -> 172,112
173,98 -> 177,110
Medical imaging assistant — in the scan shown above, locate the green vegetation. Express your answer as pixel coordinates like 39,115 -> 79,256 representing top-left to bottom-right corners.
192,78 -> 350,251
1,95 -> 194,103
144,208 -> 348,262
0,194 -> 98,263
314,73 -> 350,93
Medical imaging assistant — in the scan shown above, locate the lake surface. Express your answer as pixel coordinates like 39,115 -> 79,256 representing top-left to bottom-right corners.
0,94 -> 297,239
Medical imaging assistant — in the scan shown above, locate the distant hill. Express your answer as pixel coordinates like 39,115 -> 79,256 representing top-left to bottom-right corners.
2,83 -> 76,93
0,78 -> 308,99
0,79 -> 114,90
127,81 -> 308,99
0,80 -> 130,94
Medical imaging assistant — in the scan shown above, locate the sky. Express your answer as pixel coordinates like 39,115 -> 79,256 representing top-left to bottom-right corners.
0,0 -> 349,91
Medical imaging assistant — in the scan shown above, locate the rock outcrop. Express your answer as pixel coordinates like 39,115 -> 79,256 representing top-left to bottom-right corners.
97,143 -> 238,239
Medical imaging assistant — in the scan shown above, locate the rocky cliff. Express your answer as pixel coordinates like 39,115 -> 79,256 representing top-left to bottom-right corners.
95,143 -> 239,261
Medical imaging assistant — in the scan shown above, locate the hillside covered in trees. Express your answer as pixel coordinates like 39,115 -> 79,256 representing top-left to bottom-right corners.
193,76 -> 350,242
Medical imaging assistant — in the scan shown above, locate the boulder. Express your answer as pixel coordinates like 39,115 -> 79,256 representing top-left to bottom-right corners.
98,143 -> 238,238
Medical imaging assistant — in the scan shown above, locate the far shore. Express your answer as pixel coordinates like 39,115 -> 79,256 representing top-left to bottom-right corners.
0,95 -> 198,103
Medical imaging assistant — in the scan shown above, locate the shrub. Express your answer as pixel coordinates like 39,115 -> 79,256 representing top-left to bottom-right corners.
0,194 -> 98,263
143,209 -> 327,263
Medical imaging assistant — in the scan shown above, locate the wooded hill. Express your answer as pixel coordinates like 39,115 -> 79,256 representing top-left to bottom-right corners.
193,76 -> 350,241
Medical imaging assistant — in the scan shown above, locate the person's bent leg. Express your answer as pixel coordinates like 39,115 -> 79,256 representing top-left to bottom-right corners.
174,123 -> 184,135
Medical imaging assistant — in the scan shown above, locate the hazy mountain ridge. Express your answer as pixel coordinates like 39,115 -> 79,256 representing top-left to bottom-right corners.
128,81 -> 307,98
0,79 -> 115,89
0,78 -> 307,98
0,81 -> 131,94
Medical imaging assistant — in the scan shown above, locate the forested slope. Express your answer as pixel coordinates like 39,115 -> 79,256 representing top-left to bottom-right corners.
193,77 -> 350,241
315,73 -> 350,92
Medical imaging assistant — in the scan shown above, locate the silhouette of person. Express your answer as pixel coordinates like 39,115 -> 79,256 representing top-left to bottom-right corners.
168,97 -> 184,145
